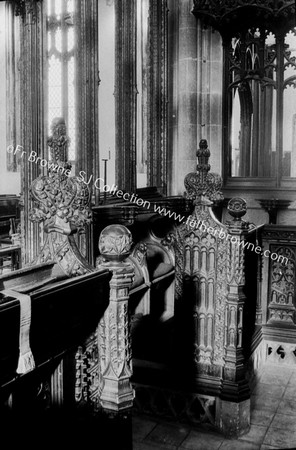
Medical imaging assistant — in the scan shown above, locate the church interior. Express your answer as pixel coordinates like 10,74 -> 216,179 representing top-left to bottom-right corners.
1,0 -> 296,449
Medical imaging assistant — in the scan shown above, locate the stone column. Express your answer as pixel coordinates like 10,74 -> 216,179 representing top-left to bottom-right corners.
217,197 -> 250,437
196,23 -> 223,175
147,0 -> 168,193
167,0 -> 197,195
16,1 -> 44,265
114,0 -> 137,194
97,225 -> 135,412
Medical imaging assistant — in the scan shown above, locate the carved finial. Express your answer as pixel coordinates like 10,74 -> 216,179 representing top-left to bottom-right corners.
184,139 -> 223,205
99,225 -> 133,263
227,197 -> 247,222
196,139 -> 211,174
47,117 -> 70,168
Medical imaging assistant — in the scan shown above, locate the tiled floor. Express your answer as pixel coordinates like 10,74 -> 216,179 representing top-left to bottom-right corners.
132,364 -> 296,450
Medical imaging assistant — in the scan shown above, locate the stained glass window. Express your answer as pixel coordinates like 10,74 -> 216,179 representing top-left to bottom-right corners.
46,0 -> 76,161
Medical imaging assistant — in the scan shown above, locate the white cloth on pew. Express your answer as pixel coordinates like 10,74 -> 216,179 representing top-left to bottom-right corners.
3,289 -> 35,374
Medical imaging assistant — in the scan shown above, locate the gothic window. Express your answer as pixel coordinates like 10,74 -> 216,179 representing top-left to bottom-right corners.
227,29 -> 277,179
46,0 -> 76,162
226,27 -> 296,185
193,0 -> 296,189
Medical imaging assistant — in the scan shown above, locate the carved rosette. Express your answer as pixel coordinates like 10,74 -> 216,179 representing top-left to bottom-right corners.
97,225 -> 135,412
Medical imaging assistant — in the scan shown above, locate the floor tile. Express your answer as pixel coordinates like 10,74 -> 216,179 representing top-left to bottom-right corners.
288,371 -> 296,386
238,424 -> 268,445
277,398 -> 296,417
133,416 -> 157,441
132,365 -> 296,450
263,427 -> 296,448
257,371 -> 291,386
144,423 -> 190,447
259,364 -> 290,374
270,412 -> 296,432
252,383 -> 286,398
250,410 -> 275,427
180,430 -> 223,450
251,394 -> 281,412
133,442 -> 177,450
283,386 -> 296,401
219,440 -> 260,450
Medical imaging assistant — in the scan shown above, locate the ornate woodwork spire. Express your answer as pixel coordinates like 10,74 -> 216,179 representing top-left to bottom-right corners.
184,139 -> 223,205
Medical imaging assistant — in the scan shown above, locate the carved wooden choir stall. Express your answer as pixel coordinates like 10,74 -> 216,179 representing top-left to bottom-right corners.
93,138 -> 258,437
0,119 -> 135,448
2,118 -> 294,444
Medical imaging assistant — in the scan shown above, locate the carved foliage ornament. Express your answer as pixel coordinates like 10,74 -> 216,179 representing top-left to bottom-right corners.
99,225 -> 133,261
184,140 -> 223,204
30,173 -> 91,234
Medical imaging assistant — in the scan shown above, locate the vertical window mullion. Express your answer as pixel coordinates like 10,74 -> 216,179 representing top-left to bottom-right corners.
61,0 -> 68,126
276,33 -> 284,188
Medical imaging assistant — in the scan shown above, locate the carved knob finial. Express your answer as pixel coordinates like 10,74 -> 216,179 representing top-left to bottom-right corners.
99,224 -> 133,262
227,197 -> 247,221
196,139 -> 211,174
